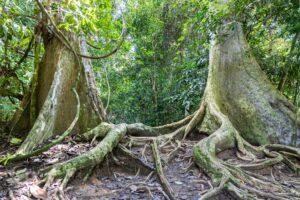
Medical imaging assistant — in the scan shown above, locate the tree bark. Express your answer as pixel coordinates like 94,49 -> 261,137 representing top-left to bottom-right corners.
13,33 -> 106,154
200,23 -> 299,147
193,22 -> 300,199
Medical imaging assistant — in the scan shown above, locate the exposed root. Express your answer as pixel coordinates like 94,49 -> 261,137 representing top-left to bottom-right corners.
155,113 -> 194,134
6,92 -> 299,200
118,144 -> 154,171
236,151 -> 283,170
82,122 -> 112,141
183,102 -> 206,140
159,125 -> 187,149
6,99 -> 300,200
193,123 -> 300,199
165,140 -> 182,163
127,114 -> 192,137
42,124 -> 126,189
201,175 -> 229,200
265,144 -> 300,157
151,139 -> 176,200
192,88 -> 300,199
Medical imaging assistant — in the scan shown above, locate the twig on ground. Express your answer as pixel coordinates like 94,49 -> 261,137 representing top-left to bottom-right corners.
166,140 -> 183,163
145,171 -> 154,182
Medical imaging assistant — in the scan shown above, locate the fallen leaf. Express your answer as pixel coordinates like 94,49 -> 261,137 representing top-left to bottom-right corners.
10,138 -> 22,145
91,177 -> 101,185
130,185 -> 137,192
174,181 -> 183,185
0,172 -> 7,177
19,195 -> 30,200
29,185 -> 47,200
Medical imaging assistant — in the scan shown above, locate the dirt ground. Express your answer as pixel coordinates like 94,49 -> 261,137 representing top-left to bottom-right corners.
0,132 -> 299,200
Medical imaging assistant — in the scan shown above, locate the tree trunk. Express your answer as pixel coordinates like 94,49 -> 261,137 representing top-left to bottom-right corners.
12,34 -> 106,154
193,22 -> 300,199
201,23 -> 299,147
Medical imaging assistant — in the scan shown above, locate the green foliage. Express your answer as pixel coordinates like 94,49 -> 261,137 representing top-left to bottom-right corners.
0,153 -> 14,166
96,0 -> 209,125
10,137 -> 22,145
0,0 -> 37,125
0,0 -> 299,128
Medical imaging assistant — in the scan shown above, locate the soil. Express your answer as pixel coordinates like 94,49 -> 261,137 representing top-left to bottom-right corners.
0,131 -> 299,200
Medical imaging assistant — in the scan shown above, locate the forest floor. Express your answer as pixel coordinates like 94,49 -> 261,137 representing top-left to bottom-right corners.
0,132 -> 299,200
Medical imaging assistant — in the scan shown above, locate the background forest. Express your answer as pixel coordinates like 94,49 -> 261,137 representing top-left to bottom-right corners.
1,0 -> 299,129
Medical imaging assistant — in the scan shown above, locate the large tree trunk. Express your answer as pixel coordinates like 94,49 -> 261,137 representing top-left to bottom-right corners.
193,22 -> 300,199
12,34 -> 107,154
201,23 -> 299,147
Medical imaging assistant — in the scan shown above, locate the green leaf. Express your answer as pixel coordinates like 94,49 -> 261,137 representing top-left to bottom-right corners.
20,37 -> 30,47
10,137 -> 22,145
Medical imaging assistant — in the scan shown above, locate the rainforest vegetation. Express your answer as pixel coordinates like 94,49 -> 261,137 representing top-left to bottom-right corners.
0,0 -> 299,199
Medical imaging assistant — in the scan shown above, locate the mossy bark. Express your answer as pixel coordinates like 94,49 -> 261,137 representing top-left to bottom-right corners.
192,22 -> 300,199
14,34 -> 106,155
207,23 -> 299,147
45,124 -> 126,183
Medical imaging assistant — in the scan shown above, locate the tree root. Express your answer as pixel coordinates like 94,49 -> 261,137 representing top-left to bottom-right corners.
42,124 -> 126,189
193,127 -> 300,199
151,139 -> 176,200
5,97 -> 300,200
183,102 -> 206,140
191,92 -> 300,199
118,144 -> 154,171
38,119 -> 188,192
200,175 -> 229,200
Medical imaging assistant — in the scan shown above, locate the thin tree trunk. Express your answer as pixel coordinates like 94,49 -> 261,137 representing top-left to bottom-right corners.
277,31 -> 299,91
